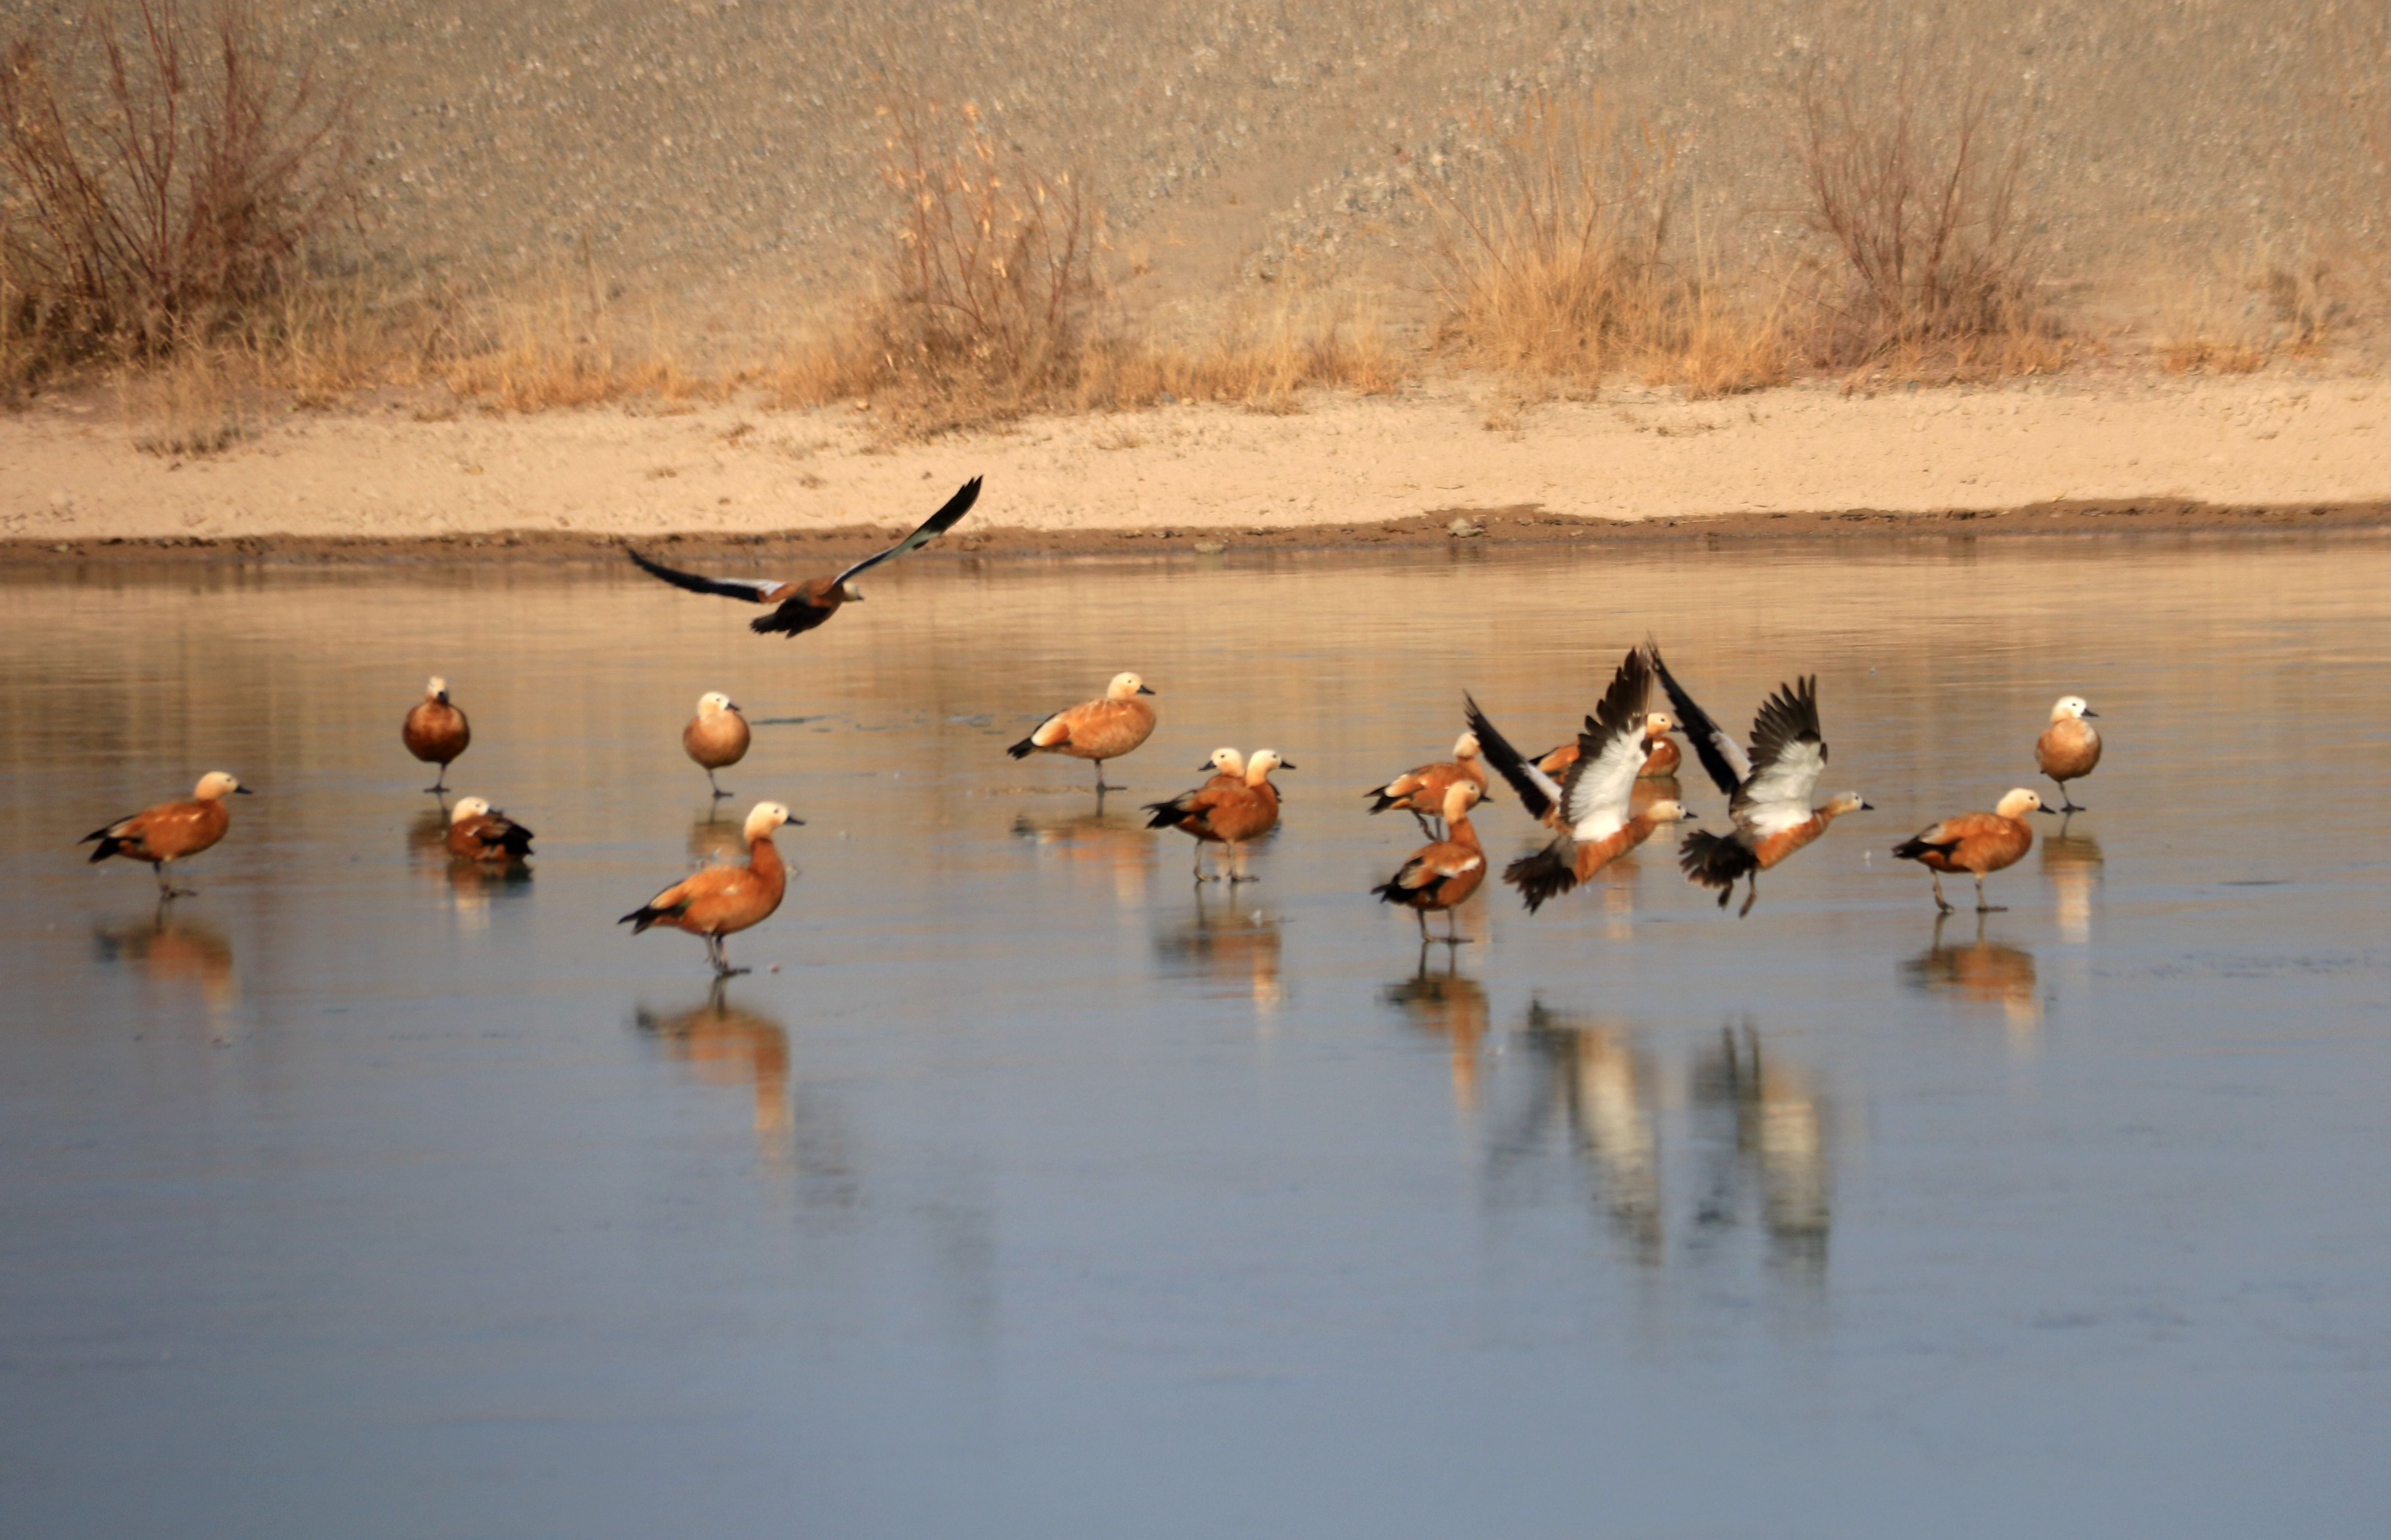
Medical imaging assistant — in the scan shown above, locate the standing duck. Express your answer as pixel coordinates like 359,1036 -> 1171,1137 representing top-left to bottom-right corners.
82,771 -> 251,897
402,677 -> 471,793
1469,647 -> 1695,913
619,801 -> 800,976
626,476 -> 981,638
1652,647 -> 1870,917
445,797 -> 536,862
2035,696 -> 2102,813
1145,749 -> 1292,883
683,691 -> 751,799
1893,788 -> 2051,912
1008,672 -> 1158,793
1366,730 -> 1494,837
1371,782 -> 1488,943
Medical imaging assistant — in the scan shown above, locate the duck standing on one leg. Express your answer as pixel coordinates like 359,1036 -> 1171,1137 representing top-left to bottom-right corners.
82,771 -> 252,899
683,691 -> 751,799
1371,782 -> 1487,944
403,678 -> 470,794
2036,696 -> 2102,813
620,802 -> 800,976
1008,672 -> 1158,794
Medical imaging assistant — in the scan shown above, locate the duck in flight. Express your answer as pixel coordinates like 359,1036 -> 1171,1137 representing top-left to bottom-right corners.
1467,646 -> 1693,913
627,476 -> 982,637
1653,647 -> 1869,917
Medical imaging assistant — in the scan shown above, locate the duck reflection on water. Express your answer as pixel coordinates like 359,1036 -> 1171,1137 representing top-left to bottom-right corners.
1381,952 -> 1490,1114
1480,1008 -> 1837,1276
93,907 -> 237,1013
1690,1021 -> 1833,1275
1011,806 -> 1153,904
689,811 -> 748,866
1502,1004 -> 1665,1263
1154,885 -> 1284,1013
637,980 -> 793,1150
1904,913 -> 2043,1042
2042,816 -> 2104,942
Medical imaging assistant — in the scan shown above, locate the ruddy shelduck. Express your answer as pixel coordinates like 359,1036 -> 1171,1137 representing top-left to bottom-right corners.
1893,788 -> 2052,912
1470,648 -> 1697,912
2035,696 -> 2102,812
627,477 -> 980,637
1371,782 -> 1488,942
683,691 -> 751,799
1145,749 -> 1292,883
402,677 -> 470,793
1536,712 -> 1681,781
1365,730 -> 1494,837
619,801 -> 800,976
445,797 -> 535,862
1008,672 -> 1158,792
82,771 -> 252,897
1654,647 -> 1871,917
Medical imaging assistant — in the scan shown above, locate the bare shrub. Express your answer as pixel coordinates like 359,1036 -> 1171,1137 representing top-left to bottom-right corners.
1077,294 -> 1402,413
1791,63 -> 2059,378
1422,91 -> 1786,397
0,0 -> 357,383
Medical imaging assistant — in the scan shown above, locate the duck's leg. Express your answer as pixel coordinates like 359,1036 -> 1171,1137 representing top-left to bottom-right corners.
427,761 -> 449,795
2051,778 -> 2085,813
152,861 -> 194,899
1093,759 -> 1121,794
1445,909 -> 1470,945
708,768 -> 732,799
1228,842 -> 1257,884
1738,874 -> 1759,918
711,934 -> 750,978
1931,872 -> 1954,914
1410,809 -> 1435,838
1415,908 -> 1431,942
1974,872 -> 2005,913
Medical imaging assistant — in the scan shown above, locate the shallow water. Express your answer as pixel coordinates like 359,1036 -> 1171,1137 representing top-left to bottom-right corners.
4,536 -> 2391,1538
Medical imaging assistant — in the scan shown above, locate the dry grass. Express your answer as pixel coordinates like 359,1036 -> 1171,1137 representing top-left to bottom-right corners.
1421,92 -> 1789,400
0,0 -> 357,392
1791,61 -> 2062,382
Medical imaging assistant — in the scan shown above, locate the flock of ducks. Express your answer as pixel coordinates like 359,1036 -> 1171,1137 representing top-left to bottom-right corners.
75,476 -> 2108,971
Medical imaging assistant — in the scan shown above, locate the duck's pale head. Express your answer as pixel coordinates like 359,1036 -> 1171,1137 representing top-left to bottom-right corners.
194,771 -> 248,800
1995,787 -> 2049,819
743,801 -> 801,841
696,690 -> 738,717
451,796 -> 491,822
1108,671 -> 1154,700
1452,729 -> 1482,760
425,676 -> 449,704
2050,695 -> 2095,722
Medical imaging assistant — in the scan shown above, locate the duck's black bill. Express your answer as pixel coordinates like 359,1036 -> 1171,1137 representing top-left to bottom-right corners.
1137,685 -> 1156,695
234,786 -> 256,795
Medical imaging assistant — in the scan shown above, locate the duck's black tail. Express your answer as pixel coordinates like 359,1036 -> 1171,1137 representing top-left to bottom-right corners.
1504,838 -> 1579,914
1005,734 -> 1039,760
1679,828 -> 1756,907
1891,834 -> 1957,862
617,899 -> 687,934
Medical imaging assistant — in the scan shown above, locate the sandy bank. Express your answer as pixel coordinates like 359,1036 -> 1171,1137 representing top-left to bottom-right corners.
6,376 -> 2391,556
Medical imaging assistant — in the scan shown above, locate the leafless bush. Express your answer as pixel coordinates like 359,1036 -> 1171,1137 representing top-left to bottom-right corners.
1792,64 -> 2059,377
0,0 -> 356,386
1422,92 -> 1786,397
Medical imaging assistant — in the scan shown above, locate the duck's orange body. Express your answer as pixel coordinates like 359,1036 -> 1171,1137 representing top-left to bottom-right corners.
83,771 -> 249,897
403,678 -> 470,792
1147,751 -> 1291,882
445,798 -> 534,861
1367,732 -> 1492,832
1373,784 -> 1487,941
1894,789 -> 2047,911
2035,697 -> 2102,812
621,802 -> 798,974
683,692 -> 751,797
1010,672 -> 1158,791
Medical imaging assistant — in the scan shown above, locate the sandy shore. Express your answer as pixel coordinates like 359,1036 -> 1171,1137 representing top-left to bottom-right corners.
6,374 -> 2391,559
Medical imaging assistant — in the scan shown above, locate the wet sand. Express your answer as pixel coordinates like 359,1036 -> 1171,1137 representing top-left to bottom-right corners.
7,374 -> 2391,556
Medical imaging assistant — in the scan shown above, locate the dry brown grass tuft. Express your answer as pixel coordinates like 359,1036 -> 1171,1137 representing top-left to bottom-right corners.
1791,62 -> 2061,381
1422,92 -> 1788,398
0,0 -> 357,390
1077,295 -> 1402,414
2157,336 -> 2268,375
